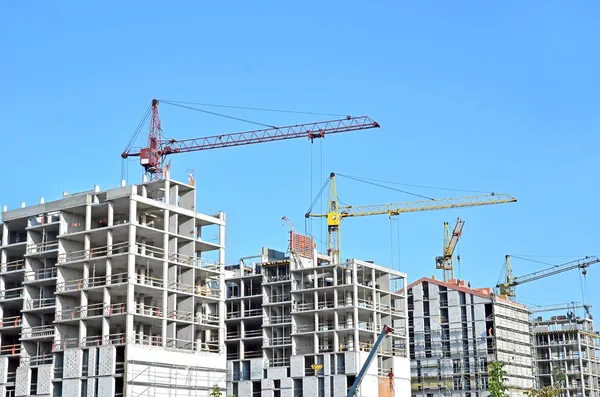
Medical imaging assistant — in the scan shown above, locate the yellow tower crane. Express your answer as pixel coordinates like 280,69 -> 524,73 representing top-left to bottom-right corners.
305,173 -> 517,263
435,218 -> 465,282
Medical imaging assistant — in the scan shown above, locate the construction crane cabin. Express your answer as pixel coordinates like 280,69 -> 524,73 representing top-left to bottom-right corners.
121,99 -> 381,180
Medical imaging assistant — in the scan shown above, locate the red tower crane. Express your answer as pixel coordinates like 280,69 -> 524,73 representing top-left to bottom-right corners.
121,99 -> 380,180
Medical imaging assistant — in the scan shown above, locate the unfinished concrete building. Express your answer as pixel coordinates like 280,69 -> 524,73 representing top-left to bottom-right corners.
408,277 -> 535,397
531,313 -> 600,396
224,233 -> 410,397
0,178 -> 227,397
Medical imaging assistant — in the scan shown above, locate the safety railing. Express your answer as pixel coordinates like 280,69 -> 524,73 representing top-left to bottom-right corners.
24,267 -> 57,282
336,299 -> 353,307
0,288 -> 23,300
244,329 -> 262,338
358,322 -> 375,331
244,350 -> 263,359
165,338 -> 220,353
293,302 -> 314,312
264,294 -> 291,304
226,310 -> 241,319
167,281 -> 194,294
265,357 -> 289,367
7,371 -> 16,383
135,274 -> 163,288
264,274 -> 291,283
294,324 -> 314,333
0,344 -> 21,356
358,298 -> 375,309
391,305 -> 405,315
135,303 -> 163,318
21,354 -> 53,366
25,297 -> 56,310
169,251 -> 220,271
26,241 -> 59,255
21,325 -> 55,339
167,309 -> 195,322
194,284 -> 220,298
226,330 -> 241,339
264,315 -> 291,325
54,333 -> 128,350
0,259 -> 25,273
264,336 -> 291,346
317,299 -> 334,309
244,308 -> 262,318
58,241 -> 130,264
56,302 -> 127,321
0,316 -> 21,328
197,313 -> 220,325
133,242 -> 164,259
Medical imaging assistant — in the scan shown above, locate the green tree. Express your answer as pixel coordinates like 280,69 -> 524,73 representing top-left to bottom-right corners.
209,385 -> 222,397
488,361 -> 509,397
525,368 -> 564,397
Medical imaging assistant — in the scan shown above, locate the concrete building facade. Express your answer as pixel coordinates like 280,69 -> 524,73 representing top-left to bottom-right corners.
0,178 -> 227,397
531,313 -> 600,396
408,277 -> 535,397
225,236 -> 411,397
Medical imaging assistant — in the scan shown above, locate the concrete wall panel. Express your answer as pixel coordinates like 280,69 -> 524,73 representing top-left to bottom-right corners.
345,351 -> 358,375
98,346 -> 116,376
238,380 -> 252,397
290,355 -> 304,378
302,377 -> 317,397
412,284 -> 423,301
97,377 -> 115,397
87,379 -> 96,397
37,365 -> 53,395
250,357 -> 263,380
62,379 -> 80,397
447,290 -> 459,306
15,367 -> 30,397
267,366 -> 287,380
64,349 -> 82,378
88,348 -> 97,376
0,357 -> 7,384
428,283 -> 439,299
334,375 -> 347,397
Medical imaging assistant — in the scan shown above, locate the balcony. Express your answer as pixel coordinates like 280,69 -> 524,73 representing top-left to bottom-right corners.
26,241 -> 59,255
0,260 -> 25,273
0,344 -> 21,356
165,338 -> 220,353
264,336 -> 291,347
0,288 -> 23,300
21,354 -> 53,366
0,316 -> 21,329
55,302 -> 126,322
169,252 -> 221,272
56,272 -> 128,293
58,241 -> 129,264
24,298 -> 56,310
24,267 -> 57,283
21,325 -> 55,340
264,315 -> 291,325
264,294 -> 291,304
135,303 -> 163,318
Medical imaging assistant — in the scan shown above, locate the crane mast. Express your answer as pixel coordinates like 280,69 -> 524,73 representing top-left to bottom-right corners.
122,99 -> 380,180
435,218 -> 464,282
306,173 -> 517,262
497,255 -> 600,299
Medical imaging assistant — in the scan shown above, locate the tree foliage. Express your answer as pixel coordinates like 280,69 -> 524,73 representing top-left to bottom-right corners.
488,361 -> 509,397
209,385 -> 222,397
525,384 -> 561,397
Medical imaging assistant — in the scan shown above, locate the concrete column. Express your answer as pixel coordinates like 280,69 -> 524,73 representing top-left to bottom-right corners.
85,205 -> 92,231
1,223 -> 8,246
125,200 -> 137,342
218,212 -> 226,353
107,202 -> 114,227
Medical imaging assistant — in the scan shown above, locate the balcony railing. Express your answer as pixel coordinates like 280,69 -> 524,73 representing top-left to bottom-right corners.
26,241 -> 59,255
0,344 -> 21,356
294,302 -> 314,312
294,324 -> 314,333
1,259 -> 25,273
21,354 -> 53,366
245,329 -> 262,338
264,336 -> 291,346
167,309 -> 195,322
56,272 -> 128,293
24,267 -> 57,282
169,252 -> 221,272
265,357 -> 289,367
135,274 -> 164,288
56,302 -> 127,321
24,297 -> 56,310
0,316 -> 21,328
165,338 -> 220,353
58,241 -> 129,264
264,274 -> 291,283
265,294 -> 291,304
21,325 -> 55,339
265,315 -> 291,325
133,242 -> 164,259
54,333 -> 128,350
0,288 -> 23,300
135,303 -> 163,318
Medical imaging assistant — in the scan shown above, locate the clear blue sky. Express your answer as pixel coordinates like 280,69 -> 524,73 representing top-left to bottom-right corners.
2,2 -> 599,317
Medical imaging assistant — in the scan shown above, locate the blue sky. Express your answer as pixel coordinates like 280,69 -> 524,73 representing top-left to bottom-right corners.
2,1 -> 599,317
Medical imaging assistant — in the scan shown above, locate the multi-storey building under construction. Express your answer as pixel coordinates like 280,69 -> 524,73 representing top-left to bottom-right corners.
408,277 -> 535,397
532,312 -> 600,396
224,233 -> 411,397
0,178 -> 227,397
